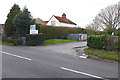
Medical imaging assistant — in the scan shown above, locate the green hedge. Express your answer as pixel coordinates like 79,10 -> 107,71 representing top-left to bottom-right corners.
26,33 -> 45,46
2,33 -> 45,46
36,24 -> 87,39
115,30 -> 120,36
13,39 -> 22,45
87,35 -> 105,49
2,37 -> 22,45
36,24 -> 109,39
87,35 -> 119,51
104,36 -> 119,51
95,31 -> 108,35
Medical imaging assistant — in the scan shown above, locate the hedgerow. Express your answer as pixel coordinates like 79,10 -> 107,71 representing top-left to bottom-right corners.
26,33 -> 45,46
87,35 -> 119,51
36,24 -> 87,39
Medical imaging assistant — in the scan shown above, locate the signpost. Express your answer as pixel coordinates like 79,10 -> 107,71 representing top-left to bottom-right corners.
30,30 -> 38,34
30,25 -> 38,34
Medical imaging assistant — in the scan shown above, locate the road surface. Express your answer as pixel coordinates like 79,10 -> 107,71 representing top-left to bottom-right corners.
1,42 -> 119,79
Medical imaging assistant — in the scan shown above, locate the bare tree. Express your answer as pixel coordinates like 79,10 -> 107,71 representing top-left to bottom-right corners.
85,21 -> 101,31
94,4 -> 119,34
118,1 -> 120,29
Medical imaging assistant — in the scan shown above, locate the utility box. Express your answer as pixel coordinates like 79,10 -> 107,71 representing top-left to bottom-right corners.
22,37 -> 26,45
67,34 -> 87,41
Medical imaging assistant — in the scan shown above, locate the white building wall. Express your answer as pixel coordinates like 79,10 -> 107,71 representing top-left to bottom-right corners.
47,16 -> 77,27
59,22 -> 77,27
47,16 -> 60,26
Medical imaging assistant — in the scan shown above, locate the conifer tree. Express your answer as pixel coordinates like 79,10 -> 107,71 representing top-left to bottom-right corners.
13,6 -> 34,37
5,4 -> 21,37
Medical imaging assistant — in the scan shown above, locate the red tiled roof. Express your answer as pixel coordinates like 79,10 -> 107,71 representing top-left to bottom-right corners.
33,18 -> 44,25
54,15 -> 77,25
44,21 -> 48,25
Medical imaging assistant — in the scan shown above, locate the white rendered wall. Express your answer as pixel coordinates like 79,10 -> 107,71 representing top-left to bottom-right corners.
47,16 -> 77,27
47,16 -> 60,26
59,22 -> 76,27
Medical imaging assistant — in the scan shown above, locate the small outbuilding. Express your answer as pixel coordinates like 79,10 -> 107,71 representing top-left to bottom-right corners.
67,34 -> 87,41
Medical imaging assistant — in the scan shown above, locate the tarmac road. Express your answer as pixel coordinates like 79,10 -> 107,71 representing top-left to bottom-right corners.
1,42 -> 119,79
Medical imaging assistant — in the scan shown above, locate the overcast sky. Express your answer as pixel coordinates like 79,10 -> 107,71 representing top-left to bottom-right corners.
0,0 -> 119,28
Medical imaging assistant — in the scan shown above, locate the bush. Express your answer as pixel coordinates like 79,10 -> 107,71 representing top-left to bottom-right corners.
13,39 -> 22,45
87,35 -> 105,49
2,36 -> 22,45
104,36 -> 119,51
115,30 -> 120,36
87,35 -> 119,51
26,33 -> 45,46
95,31 -> 108,35
37,25 -> 87,39
2,33 -> 45,46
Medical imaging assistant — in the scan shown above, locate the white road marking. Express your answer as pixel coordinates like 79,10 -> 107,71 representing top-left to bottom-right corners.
79,56 -> 87,58
61,67 -> 107,80
2,51 -> 32,61
78,54 -> 88,59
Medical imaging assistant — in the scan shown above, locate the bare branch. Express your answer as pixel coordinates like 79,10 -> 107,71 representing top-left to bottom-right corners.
94,4 -> 119,31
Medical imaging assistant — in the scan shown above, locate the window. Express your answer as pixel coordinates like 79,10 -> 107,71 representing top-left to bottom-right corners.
51,20 -> 56,26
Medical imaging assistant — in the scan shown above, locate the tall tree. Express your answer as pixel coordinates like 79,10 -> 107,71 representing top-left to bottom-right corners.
5,4 -> 21,37
13,6 -> 34,37
94,4 -> 119,34
86,21 -> 101,31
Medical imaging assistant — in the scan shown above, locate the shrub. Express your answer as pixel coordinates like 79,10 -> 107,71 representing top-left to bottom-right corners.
104,36 -> 119,51
2,36 -> 14,43
115,30 -> 120,36
37,25 -> 87,39
95,31 -> 108,35
26,33 -> 45,46
2,36 -> 22,45
87,35 -> 105,49
87,35 -> 119,51
13,39 -> 22,45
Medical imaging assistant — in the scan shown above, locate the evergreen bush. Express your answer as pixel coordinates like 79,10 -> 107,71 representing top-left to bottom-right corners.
37,25 -> 87,39
87,35 -> 105,49
26,33 -> 45,46
104,36 -> 119,51
2,36 -> 22,45
115,30 -> 120,36
87,35 -> 119,51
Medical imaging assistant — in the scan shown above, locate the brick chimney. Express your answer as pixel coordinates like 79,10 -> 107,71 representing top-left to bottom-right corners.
62,13 -> 66,18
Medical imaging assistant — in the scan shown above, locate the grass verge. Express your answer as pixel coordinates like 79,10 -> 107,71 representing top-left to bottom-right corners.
84,48 -> 119,63
0,42 -> 14,46
43,39 -> 79,45
1,39 -> 79,46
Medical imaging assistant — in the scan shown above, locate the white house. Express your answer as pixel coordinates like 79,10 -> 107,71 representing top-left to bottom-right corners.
46,13 -> 77,27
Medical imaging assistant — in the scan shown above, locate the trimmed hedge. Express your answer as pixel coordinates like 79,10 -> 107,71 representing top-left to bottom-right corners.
95,31 -> 108,35
36,24 -> 109,39
2,37 -> 22,45
26,33 -> 45,46
87,35 -> 119,51
87,35 -> 105,49
36,24 -> 88,39
104,36 -> 119,51
13,39 -> 22,45
115,30 -> 120,36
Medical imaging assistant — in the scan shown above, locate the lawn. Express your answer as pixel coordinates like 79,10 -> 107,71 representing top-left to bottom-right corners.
1,39 -> 79,46
43,39 -> 79,45
0,42 -> 14,46
84,48 -> 119,62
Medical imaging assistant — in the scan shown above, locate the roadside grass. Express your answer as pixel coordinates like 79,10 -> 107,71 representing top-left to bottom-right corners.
1,39 -> 79,46
84,48 -> 120,62
0,42 -> 14,46
43,39 -> 79,45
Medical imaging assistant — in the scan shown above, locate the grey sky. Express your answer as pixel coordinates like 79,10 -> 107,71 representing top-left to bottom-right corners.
0,0 -> 119,28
